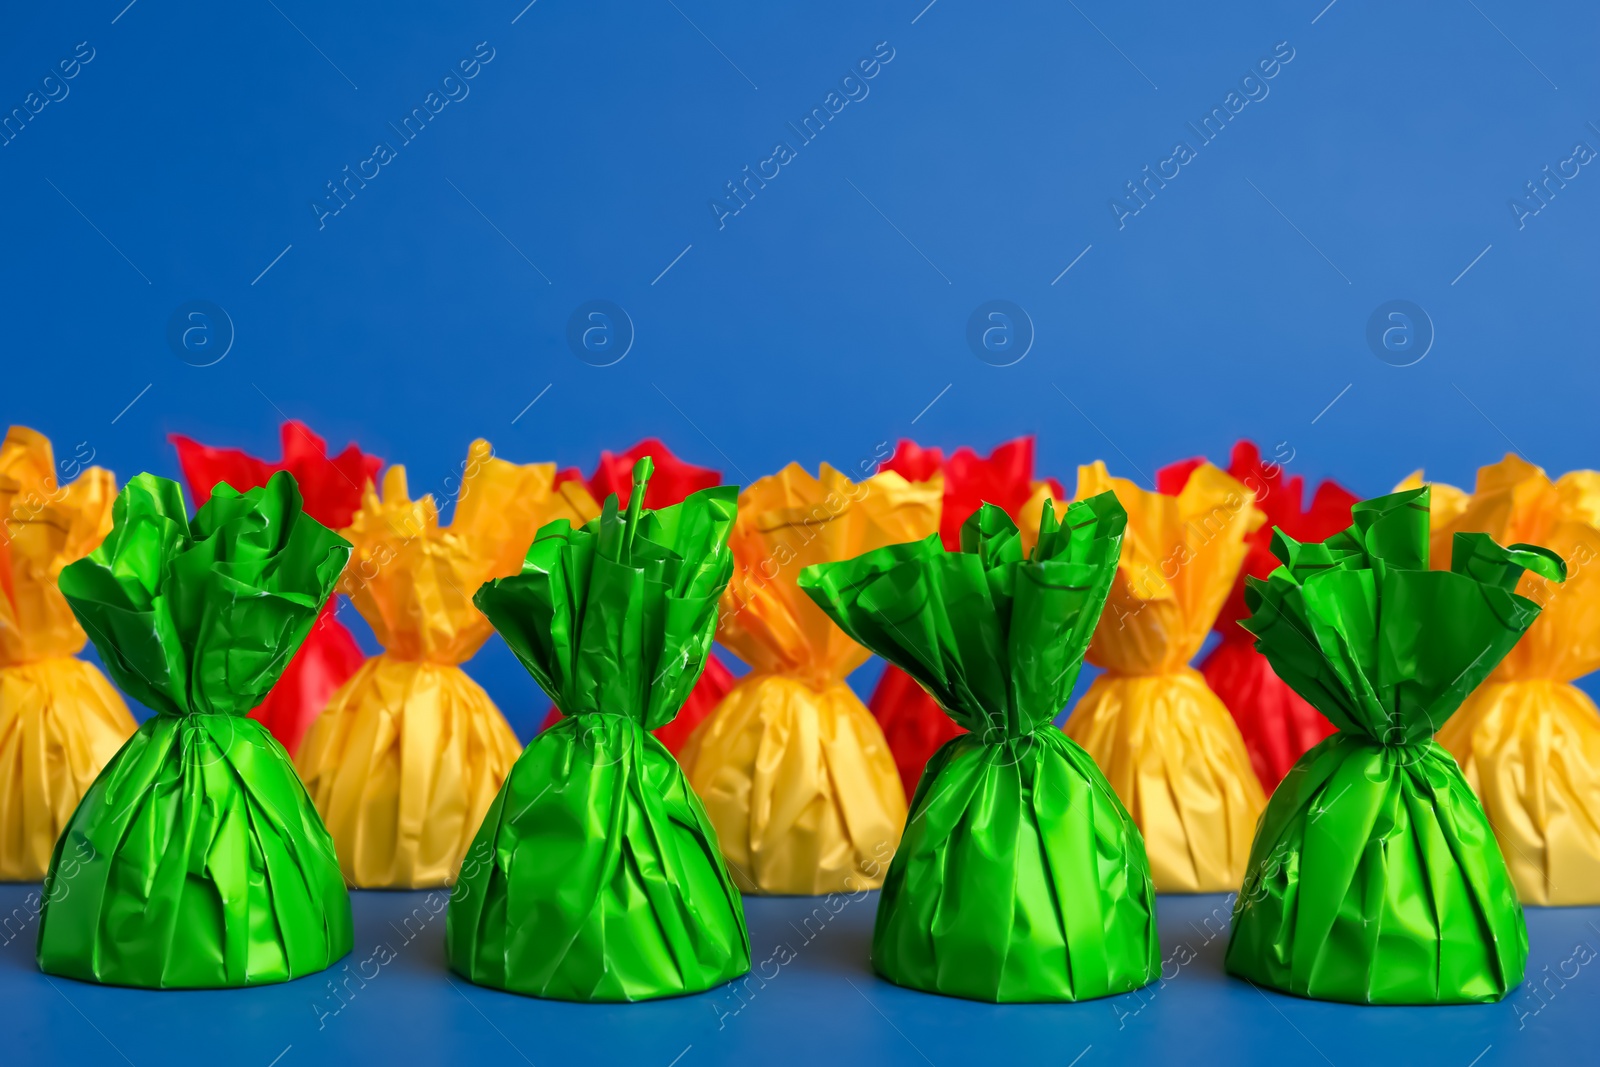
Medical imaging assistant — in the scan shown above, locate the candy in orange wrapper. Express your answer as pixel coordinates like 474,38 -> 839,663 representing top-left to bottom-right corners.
1062,460 -> 1266,892
540,439 -> 732,752
680,464 -> 940,894
295,440 -> 600,888
869,437 -> 1063,801
0,427 -> 135,881
1190,443 -> 1358,790
1395,470 -> 1471,526
1405,456 -> 1600,905
171,421 -> 382,757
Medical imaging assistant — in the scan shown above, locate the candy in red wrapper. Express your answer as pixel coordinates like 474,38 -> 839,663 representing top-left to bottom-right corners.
1190,441 -> 1358,790
170,421 -> 381,756
869,436 -> 1062,799
539,439 -> 733,751
869,664 -> 959,802
583,437 -> 722,509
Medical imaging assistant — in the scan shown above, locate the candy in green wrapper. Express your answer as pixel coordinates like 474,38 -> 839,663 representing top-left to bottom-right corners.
39,471 -> 353,988
799,493 -> 1159,1002
446,458 -> 750,1001
1227,486 -> 1565,1005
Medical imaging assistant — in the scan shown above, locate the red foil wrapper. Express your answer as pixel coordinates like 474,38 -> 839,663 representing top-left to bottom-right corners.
870,437 -> 1061,799
541,439 -> 732,751
170,421 -> 382,755
1185,441 -> 1359,790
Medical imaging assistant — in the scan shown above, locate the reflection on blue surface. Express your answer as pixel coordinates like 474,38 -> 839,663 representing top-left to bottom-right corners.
3,885 -> 1596,1066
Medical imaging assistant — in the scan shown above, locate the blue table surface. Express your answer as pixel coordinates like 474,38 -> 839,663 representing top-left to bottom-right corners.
2,885 -> 1593,1066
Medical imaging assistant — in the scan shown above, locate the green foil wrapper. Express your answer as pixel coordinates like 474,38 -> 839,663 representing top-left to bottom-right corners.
40,471 -> 354,988
446,458 -> 750,1001
1227,486 -> 1565,1005
799,494 -> 1159,1002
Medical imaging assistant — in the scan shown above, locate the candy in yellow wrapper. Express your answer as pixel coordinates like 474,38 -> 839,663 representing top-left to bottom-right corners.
681,464 -> 940,894
1405,456 -> 1600,905
0,427 -> 136,881
296,440 -> 600,888
1016,480 -> 1067,555
1063,461 -> 1266,892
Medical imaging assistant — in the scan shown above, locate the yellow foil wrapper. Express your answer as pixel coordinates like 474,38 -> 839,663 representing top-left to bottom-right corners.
681,465 -> 939,894
1408,456 -> 1600,905
296,440 -> 599,888
1063,461 -> 1266,892
0,426 -> 136,881
1016,481 -> 1062,556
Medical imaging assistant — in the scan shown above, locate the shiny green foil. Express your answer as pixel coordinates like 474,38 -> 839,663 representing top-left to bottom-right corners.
41,471 -> 353,988
799,494 -> 1159,1002
447,458 -> 750,1002
1228,486 -> 1565,1005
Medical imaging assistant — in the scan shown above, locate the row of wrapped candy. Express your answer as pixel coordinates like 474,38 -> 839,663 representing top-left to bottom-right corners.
0,422 -> 1593,1007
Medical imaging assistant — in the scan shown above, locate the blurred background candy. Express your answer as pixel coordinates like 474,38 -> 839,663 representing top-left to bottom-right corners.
540,438 -> 733,753
171,421 -> 381,756
295,441 -> 598,888
0,427 -> 134,882
868,436 -> 1062,800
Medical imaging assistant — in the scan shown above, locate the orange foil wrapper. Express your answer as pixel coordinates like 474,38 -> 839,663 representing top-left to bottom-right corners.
869,437 -> 1063,800
681,464 -> 941,894
1062,461 -> 1266,892
295,440 -> 600,887
171,421 -> 381,757
1191,442 -> 1357,790
0,426 -> 135,880
540,439 -> 732,752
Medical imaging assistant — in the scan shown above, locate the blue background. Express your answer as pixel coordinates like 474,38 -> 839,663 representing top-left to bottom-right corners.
4,1 -> 1600,1063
